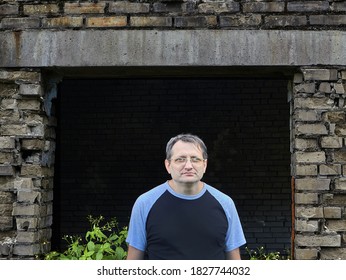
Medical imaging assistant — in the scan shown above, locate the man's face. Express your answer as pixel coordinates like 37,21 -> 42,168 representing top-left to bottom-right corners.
165,140 -> 207,185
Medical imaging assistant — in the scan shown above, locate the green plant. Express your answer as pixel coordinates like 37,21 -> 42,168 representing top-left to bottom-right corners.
45,215 -> 128,260
245,246 -> 290,260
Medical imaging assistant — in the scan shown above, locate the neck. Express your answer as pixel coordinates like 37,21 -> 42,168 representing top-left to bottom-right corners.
168,180 -> 203,196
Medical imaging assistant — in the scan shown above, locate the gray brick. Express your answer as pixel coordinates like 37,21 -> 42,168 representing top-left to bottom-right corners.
287,1 -> 330,12
295,234 -> 341,247
295,178 -> 330,191
0,17 -> 40,29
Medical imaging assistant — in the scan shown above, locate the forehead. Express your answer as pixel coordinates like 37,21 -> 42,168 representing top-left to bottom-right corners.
171,140 -> 203,156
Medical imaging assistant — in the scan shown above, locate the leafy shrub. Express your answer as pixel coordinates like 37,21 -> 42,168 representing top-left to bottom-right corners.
45,215 -> 128,260
245,246 -> 290,260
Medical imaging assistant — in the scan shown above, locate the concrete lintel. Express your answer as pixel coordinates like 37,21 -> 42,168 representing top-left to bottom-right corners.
0,30 -> 345,67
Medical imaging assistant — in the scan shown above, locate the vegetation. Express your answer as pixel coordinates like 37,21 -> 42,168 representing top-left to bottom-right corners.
45,215 -> 128,260
245,246 -> 290,260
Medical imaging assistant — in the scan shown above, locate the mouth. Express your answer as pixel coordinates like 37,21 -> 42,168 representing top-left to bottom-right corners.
182,172 -> 195,176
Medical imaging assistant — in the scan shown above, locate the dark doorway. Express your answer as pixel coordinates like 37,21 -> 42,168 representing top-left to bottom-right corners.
52,78 -> 291,256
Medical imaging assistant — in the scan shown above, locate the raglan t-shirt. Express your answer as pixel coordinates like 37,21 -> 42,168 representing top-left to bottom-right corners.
126,182 -> 246,260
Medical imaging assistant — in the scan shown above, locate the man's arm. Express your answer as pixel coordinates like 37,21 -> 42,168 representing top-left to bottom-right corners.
126,245 -> 145,260
225,248 -> 241,260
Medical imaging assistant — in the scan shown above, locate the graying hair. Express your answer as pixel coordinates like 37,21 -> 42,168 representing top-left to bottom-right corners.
165,134 -> 208,160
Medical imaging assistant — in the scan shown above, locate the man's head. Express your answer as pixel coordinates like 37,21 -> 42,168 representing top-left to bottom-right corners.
165,134 -> 208,188
165,134 -> 208,160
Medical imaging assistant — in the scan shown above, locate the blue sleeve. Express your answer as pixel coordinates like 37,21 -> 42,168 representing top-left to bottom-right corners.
126,183 -> 167,251
206,185 -> 246,251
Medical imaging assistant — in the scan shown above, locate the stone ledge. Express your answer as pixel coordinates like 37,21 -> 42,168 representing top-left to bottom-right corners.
0,30 -> 346,67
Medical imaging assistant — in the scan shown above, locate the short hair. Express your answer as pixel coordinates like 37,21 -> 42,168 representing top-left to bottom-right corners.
165,133 -> 208,160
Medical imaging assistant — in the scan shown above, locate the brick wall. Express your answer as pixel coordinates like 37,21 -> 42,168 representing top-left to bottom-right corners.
292,68 -> 346,260
0,69 -> 55,258
54,78 -> 291,255
0,0 -> 346,31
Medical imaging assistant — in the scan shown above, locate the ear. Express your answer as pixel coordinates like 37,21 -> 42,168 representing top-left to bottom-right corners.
164,159 -> 171,174
203,159 -> 208,173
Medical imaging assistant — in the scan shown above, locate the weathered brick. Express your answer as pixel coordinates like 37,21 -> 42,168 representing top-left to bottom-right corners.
294,82 -> 316,93
324,207 -> 342,219
0,71 -> 41,83
0,152 -> 13,164
0,165 -> 14,176
0,215 -> 13,230
14,178 -> 34,191
327,220 -> 346,231
321,248 -> 346,260
16,231 -> 39,243
295,165 -> 318,176
294,138 -> 318,150
287,1 -> 330,12
295,151 -> 326,163
198,2 -> 240,13
296,206 -> 324,218
20,164 -> 44,177
0,137 -> 15,149
295,178 -> 330,191
332,2 -> 346,12
13,244 -> 40,256
0,4 -> 19,15
23,4 -> 59,15
343,165 -> 346,176
302,69 -> 338,81
0,191 -> 14,204
335,123 -> 346,137
321,136 -> 343,148
296,219 -> 319,232
294,110 -> 319,122
294,97 -> 333,110
322,111 -> 346,123
12,203 -> 39,216
0,17 -> 40,29
21,139 -> 45,151
175,16 -> 217,28
0,83 -> 18,97
86,17 -> 127,28
295,234 -> 341,247
130,17 -> 172,27
265,15 -> 307,27
19,84 -> 41,96
17,99 -> 41,111
109,1 -> 150,14
295,123 -> 328,136
243,2 -> 285,13
16,217 -> 38,230
153,2 -> 182,13
64,3 -> 106,14
335,178 -> 346,191
334,83 -> 345,94
220,15 -> 262,27
319,82 -> 332,93
295,248 -> 319,260
310,15 -> 346,26
334,150 -> 346,163
295,192 -> 319,204
0,98 -> 17,110
42,16 -> 83,28
17,190 -> 41,203
319,164 -> 341,176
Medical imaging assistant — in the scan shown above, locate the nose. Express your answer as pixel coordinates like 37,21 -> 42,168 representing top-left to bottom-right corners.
184,159 -> 194,168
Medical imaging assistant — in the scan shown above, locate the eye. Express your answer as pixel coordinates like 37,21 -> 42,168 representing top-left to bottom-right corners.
174,157 -> 186,163
191,157 -> 202,163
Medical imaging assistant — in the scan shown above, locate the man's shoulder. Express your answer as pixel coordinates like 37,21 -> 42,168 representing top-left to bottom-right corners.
135,182 -> 168,204
205,184 -> 234,205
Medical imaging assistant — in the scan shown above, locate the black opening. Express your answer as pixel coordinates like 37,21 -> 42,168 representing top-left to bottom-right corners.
52,78 -> 291,256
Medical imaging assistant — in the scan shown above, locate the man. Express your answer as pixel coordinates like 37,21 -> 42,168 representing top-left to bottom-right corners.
126,133 -> 246,260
